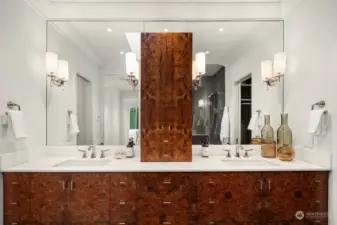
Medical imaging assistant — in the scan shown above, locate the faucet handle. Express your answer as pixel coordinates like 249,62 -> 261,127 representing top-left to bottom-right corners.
100,149 -> 110,158
222,149 -> 231,158
243,149 -> 254,158
78,149 -> 88,158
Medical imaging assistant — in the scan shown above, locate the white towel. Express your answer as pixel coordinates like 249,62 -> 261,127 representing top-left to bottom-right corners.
308,108 -> 328,135
220,106 -> 230,143
248,113 -> 262,131
8,110 -> 27,139
69,114 -> 80,134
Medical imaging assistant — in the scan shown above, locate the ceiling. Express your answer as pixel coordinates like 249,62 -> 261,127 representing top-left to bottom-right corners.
50,21 -> 283,76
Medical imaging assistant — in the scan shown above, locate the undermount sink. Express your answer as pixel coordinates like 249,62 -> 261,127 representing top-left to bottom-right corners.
221,158 -> 279,167
53,159 -> 111,167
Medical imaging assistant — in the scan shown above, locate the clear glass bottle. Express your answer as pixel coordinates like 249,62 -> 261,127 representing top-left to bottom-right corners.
277,113 -> 295,161
261,115 -> 276,158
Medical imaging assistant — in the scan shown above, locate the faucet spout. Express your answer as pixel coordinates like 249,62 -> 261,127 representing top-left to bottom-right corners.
88,146 -> 96,158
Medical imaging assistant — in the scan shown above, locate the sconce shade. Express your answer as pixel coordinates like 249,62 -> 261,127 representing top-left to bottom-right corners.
58,60 -> 69,81
261,60 -> 273,81
45,52 -> 58,76
134,61 -> 140,80
274,52 -> 286,76
192,60 -> 197,80
198,99 -> 205,107
126,52 -> 137,75
195,52 -> 206,75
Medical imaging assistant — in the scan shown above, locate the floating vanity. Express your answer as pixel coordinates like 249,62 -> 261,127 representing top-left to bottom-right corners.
2,153 -> 330,225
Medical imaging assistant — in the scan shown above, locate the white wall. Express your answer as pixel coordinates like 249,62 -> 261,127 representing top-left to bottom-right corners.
0,0 -> 46,156
120,91 -> 139,145
226,28 -> 284,143
282,0 -> 337,223
47,24 -> 102,145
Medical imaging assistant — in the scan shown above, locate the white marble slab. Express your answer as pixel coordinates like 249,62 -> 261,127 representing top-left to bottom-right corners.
2,155 -> 330,172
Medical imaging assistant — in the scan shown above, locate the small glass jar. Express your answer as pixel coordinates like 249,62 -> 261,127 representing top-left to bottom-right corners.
277,144 -> 295,161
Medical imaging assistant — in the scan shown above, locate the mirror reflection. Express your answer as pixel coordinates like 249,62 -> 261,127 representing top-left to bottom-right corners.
46,21 -> 283,146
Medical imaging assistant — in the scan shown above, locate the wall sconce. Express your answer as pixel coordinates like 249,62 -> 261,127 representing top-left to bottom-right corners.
198,99 -> 205,107
125,52 -> 139,88
261,52 -> 286,88
193,52 -> 206,90
45,52 -> 69,87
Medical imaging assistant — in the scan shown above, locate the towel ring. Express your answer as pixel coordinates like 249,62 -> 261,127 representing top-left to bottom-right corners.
7,101 -> 21,111
311,101 -> 325,110
68,110 -> 73,116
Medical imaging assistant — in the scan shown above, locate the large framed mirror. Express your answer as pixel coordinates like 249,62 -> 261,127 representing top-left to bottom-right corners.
46,20 -> 283,146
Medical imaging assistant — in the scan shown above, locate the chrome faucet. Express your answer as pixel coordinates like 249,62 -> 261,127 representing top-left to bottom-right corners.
88,146 -> 96,158
235,145 -> 244,158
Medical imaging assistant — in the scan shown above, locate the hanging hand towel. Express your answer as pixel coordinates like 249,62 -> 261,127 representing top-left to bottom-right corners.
220,106 -> 230,143
8,110 -> 27,139
247,113 -> 262,131
69,114 -> 80,134
308,108 -> 328,135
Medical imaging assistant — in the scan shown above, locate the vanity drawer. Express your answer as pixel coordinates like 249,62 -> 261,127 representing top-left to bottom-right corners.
137,192 -> 193,212
110,193 -> 137,212
197,173 -> 224,193
198,212 -> 224,225
137,173 -> 195,194
110,173 -> 137,193
138,212 -> 196,225
110,212 -> 137,225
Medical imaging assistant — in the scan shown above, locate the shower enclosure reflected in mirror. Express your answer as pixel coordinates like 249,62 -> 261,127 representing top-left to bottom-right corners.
46,21 -> 283,146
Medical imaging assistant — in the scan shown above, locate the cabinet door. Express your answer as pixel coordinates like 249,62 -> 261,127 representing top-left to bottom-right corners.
4,173 -> 31,225
69,173 -> 110,225
30,173 -> 69,225
141,33 -> 167,162
198,172 -> 261,224
262,172 -> 329,225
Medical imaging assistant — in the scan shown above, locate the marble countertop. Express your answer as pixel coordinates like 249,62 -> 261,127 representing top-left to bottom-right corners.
2,155 -> 330,172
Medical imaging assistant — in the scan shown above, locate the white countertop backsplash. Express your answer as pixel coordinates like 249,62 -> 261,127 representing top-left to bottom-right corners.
0,145 -> 331,172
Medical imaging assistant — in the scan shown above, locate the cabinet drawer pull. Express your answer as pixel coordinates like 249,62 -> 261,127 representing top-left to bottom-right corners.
163,180 -> 171,184
163,140 -> 169,143
208,200 -> 215,204
209,222 -> 215,225
259,180 -> 264,190
315,180 -> 321,183
208,181 -> 215,185
119,201 -> 126,205
61,181 -> 66,191
314,200 -> 321,204
268,180 -> 271,190
119,181 -> 126,185
11,223 -> 18,225
118,222 -> 126,225
11,202 -> 18,205
163,154 -> 169,157
163,201 -> 171,205
315,221 -> 321,224
162,222 -> 171,225
11,182 -> 19,185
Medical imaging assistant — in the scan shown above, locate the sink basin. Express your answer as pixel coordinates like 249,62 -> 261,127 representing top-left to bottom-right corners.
53,159 -> 111,167
221,159 -> 279,167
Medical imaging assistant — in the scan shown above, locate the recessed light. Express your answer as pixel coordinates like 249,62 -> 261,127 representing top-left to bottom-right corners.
163,28 -> 169,32
205,51 -> 210,55
120,51 -> 125,55
219,28 -> 224,32
106,28 -> 113,32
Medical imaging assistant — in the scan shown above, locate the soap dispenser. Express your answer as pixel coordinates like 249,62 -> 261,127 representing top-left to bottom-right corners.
201,138 -> 210,158
126,138 -> 135,158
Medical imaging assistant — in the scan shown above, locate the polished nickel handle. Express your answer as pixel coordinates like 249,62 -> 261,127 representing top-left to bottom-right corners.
315,180 -> 321,183
61,181 -> 66,191
209,222 -> 215,225
168,125 -> 171,130
70,180 -> 75,192
163,180 -> 171,184
11,182 -> 19,185
11,223 -> 18,225
119,181 -> 126,185
119,201 -> 126,205
118,222 -> 126,225
259,180 -> 264,190
208,200 -> 215,204
11,202 -> 18,205
314,200 -> 321,204
162,222 -> 171,225
268,180 -> 271,190
208,180 -> 216,185
163,140 -> 169,143
163,201 -> 171,205
163,154 -> 169,157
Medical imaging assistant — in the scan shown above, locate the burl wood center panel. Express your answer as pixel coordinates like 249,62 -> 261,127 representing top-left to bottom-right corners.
141,33 -> 192,162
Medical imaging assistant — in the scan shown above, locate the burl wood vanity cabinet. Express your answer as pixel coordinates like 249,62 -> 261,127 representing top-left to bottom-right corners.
4,172 -> 329,225
141,33 -> 193,162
